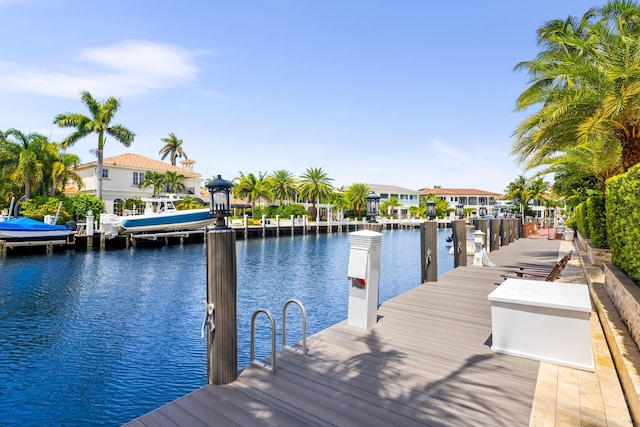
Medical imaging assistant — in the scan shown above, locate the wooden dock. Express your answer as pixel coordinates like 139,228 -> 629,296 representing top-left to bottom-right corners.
126,237 -> 631,426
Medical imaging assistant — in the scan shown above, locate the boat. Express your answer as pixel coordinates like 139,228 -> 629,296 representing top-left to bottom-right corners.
0,216 -> 76,241
100,195 -> 215,238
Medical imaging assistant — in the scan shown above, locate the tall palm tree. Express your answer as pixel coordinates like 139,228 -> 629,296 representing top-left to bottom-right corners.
297,167 -> 334,218
513,0 -> 640,172
159,132 -> 188,166
232,172 -> 272,218
3,129 -> 47,200
139,171 -> 166,196
344,183 -> 371,219
267,169 -> 297,205
54,90 -> 135,200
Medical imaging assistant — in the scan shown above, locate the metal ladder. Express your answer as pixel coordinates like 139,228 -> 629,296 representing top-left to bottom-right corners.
250,299 -> 307,373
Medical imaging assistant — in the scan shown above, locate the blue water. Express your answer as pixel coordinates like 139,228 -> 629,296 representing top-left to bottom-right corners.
0,228 -> 453,426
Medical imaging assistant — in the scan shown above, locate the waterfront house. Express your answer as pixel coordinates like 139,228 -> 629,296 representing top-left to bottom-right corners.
63,153 -> 205,214
419,187 -> 502,217
365,184 -> 420,219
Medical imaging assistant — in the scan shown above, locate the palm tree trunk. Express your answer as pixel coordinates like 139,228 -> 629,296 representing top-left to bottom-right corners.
96,148 -> 104,200
621,136 -> 640,172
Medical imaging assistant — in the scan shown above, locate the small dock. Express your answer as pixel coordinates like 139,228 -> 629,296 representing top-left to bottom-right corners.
125,238 -> 633,426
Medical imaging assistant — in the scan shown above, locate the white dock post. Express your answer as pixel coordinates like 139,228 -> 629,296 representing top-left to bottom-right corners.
473,229 -> 485,266
347,229 -> 383,330
86,211 -> 94,249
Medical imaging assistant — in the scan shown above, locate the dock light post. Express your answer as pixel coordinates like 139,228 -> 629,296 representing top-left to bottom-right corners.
206,175 -> 232,228
456,203 -> 464,220
426,200 -> 436,220
204,175 -> 237,385
365,192 -> 380,223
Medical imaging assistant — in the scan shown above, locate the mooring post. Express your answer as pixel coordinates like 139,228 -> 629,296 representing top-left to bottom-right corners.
474,218 -> 488,252
451,219 -> 467,268
420,220 -> 438,283
86,211 -> 94,249
206,227 -> 238,385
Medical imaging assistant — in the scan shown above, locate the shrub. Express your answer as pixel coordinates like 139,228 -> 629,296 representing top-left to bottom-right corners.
606,164 -> 640,285
586,195 -> 608,248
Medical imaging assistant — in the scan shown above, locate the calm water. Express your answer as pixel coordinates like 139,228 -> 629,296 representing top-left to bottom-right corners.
0,228 -> 453,426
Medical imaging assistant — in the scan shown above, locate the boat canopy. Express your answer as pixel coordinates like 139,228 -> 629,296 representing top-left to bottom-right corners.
0,217 -> 70,231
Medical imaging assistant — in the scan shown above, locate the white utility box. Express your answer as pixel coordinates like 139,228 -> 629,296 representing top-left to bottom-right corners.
487,278 -> 593,371
347,229 -> 382,330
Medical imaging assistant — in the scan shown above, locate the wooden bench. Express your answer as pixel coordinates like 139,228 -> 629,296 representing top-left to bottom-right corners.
497,250 -> 573,284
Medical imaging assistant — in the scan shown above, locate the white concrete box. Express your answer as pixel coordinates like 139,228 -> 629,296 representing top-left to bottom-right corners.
487,278 -> 593,371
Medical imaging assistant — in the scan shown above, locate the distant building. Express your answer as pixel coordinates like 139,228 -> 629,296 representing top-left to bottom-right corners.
418,187 -> 502,216
366,184 -> 420,219
64,153 -> 205,214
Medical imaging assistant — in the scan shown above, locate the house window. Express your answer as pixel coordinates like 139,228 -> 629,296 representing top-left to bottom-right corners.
102,168 -> 109,178
186,187 -> 195,195
133,172 -> 145,186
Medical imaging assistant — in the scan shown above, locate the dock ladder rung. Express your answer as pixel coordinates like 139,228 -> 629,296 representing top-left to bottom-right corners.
282,299 -> 307,356
250,308 -> 276,373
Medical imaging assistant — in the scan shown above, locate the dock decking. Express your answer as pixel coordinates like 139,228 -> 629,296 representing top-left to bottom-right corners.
126,237 -> 631,426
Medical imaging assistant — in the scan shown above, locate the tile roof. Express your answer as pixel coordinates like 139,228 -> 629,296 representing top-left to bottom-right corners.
419,187 -> 503,197
76,153 -> 200,176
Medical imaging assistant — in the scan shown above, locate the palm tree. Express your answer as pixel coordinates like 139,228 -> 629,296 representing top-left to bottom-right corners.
527,177 -> 549,208
267,169 -> 297,205
513,1 -> 640,172
297,167 -> 334,218
344,183 -> 371,219
505,175 -> 530,214
538,136 -> 622,199
159,132 -> 188,166
386,196 -> 401,219
48,147 -> 82,197
232,172 -> 272,218
139,171 -> 166,196
54,90 -> 135,200
3,129 -> 48,200
164,171 -> 186,194
176,196 -> 205,210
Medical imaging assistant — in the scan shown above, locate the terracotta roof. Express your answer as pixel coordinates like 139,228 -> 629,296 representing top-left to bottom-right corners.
418,188 -> 502,197
76,153 -> 200,176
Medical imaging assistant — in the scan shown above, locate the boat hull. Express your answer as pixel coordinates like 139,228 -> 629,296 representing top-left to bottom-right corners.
117,209 -> 215,234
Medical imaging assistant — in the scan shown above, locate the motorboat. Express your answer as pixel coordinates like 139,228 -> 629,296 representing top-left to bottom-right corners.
0,216 -> 75,241
100,195 -> 215,238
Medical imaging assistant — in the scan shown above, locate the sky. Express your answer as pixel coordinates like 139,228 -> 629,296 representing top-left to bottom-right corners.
0,0 -> 607,194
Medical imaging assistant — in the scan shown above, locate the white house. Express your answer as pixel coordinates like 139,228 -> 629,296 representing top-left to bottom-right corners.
419,187 -> 502,216
366,184 -> 420,219
64,153 -> 205,214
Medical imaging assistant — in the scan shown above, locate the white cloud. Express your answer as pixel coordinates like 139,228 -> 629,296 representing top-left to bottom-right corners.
0,40 -> 204,98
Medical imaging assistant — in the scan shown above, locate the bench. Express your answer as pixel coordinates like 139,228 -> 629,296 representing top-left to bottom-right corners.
497,250 -> 573,284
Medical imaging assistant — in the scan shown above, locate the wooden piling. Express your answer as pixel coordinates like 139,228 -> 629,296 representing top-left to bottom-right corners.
451,219 -> 467,267
206,228 -> 238,385
420,221 -> 438,283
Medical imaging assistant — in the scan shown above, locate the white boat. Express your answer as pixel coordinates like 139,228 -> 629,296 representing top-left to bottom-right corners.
100,195 -> 215,238
0,217 -> 75,241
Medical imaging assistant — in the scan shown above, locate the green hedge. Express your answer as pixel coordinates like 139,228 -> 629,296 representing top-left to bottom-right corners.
607,164 -> 640,285
575,202 -> 587,237
587,195 -> 608,248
